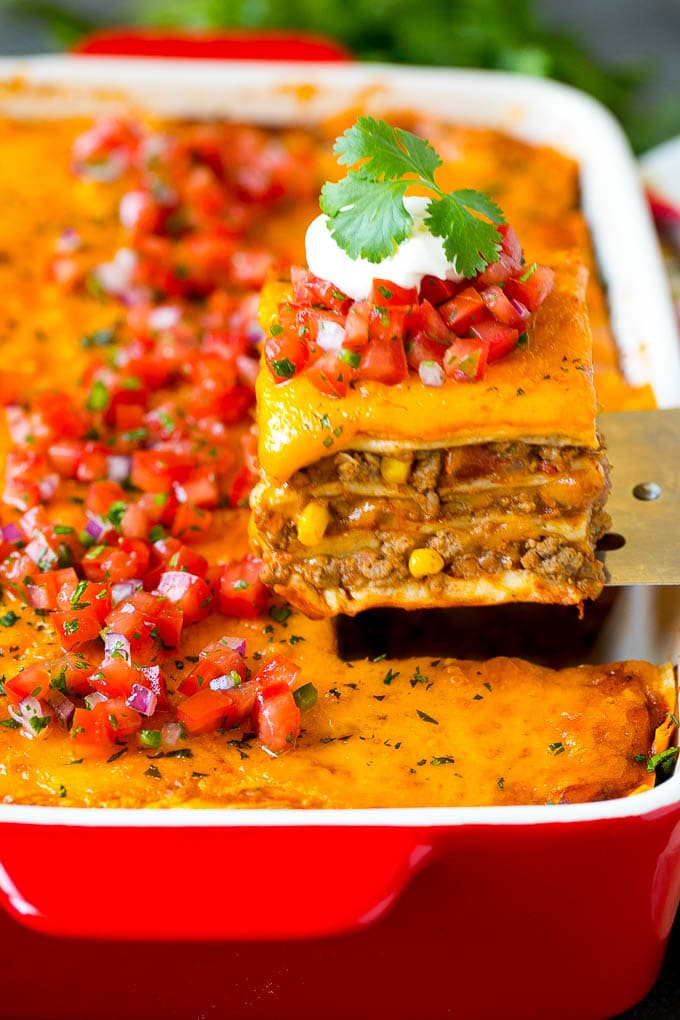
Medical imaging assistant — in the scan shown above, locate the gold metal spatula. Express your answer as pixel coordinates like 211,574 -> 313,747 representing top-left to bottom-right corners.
598,408 -> 680,585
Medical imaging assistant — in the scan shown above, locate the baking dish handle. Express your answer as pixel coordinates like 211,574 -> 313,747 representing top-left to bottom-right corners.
71,28 -> 353,62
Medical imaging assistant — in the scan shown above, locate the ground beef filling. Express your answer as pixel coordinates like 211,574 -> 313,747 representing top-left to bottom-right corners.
255,441 -> 611,599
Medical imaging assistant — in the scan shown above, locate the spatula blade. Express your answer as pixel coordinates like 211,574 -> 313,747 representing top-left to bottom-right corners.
598,408 -> 680,586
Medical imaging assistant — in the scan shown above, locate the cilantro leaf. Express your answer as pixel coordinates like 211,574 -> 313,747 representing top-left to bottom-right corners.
334,116 -> 441,184
425,192 -> 503,277
321,117 -> 505,276
321,172 -> 412,263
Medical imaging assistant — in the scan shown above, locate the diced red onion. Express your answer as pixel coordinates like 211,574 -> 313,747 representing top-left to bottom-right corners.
209,673 -> 240,692
111,579 -> 143,607
25,534 -> 57,569
419,360 -> 445,387
316,319 -> 345,352
119,191 -> 145,231
26,583 -> 50,610
140,133 -> 170,165
126,683 -> 157,717
94,247 -> 137,296
104,632 -> 131,663
75,152 -> 127,182
9,695 -> 51,739
1,522 -> 23,543
106,454 -> 132,483
85,514 -> 107,541
161,722 -> 182,748
219,636 -> 246,657
84,691 -> 108,710
37,473 -> 60,502
51,694 -> 75,726
140,665 -> 163,699
148,305 -> 181,331
246,320 -> 265,344
56,228 -> 81,255
509,297 -> 530,320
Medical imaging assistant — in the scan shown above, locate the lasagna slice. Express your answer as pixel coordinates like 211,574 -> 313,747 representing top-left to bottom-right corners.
252,261 -> 611,618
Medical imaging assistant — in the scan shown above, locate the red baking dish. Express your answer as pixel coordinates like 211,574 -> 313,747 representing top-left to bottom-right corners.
0,54 -> 679,1020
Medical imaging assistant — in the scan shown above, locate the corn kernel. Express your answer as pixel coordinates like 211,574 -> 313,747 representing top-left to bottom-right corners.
297,500 -> 330,547
408,548 -> 445,579
380,456 -> 411,485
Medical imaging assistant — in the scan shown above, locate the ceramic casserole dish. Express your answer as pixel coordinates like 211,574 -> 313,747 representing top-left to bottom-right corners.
0,54 -> 679,1020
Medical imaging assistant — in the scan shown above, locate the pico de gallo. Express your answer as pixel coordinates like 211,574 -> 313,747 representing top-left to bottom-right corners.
264,232 -> 555,398
0,115 -> 327,756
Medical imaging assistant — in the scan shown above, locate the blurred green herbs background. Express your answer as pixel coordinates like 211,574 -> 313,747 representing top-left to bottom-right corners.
4,0 -> 680,152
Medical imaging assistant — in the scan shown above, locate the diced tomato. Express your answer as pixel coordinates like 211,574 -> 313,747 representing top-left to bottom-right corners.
131,448 -> 194,494
155,571 -> 213,625
138,664 -> 168,708
90,658 -> 141,699
86,481 -> 127,518
176,687 -> 236,736
355,338 -> 408,385
252,682 -> 301,753
264,331 -> 310,382
50,653 -> 95,697
439,287 -> 485,335
119,188 -> 162,236
304,354 -> 354,397
71,698 -> 141,746
171,503 -> 213,541
218,556 -> 269,618
137,490 -> 179,527
178,637 -> 247,697
82,538 -> 150,584
24,567 -> 79,612
0,551 -> 39,602
106,590 -> 183,660
405,299 -> 454,344
121,503 -> 150,540
151,537 -> 209,579
443,339 -> 490,382
419,275 -> 459,306
4,662 -> 52,704
174,465 -> 219,509
370,279 -> 418,307
56,578 -> 111,624
229,465 -> 257,509
343,301 -> 371,349
470,318 -> 520,363
291,268 -> 352,314
406,332 -> 448,371
505,264 -> 555,312
477,224 -> 523,286
480,285 -> 528,329
252,653 -> 301,692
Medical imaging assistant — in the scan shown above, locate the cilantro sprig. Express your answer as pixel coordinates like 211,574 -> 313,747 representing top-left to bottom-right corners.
320,117 -> 506,277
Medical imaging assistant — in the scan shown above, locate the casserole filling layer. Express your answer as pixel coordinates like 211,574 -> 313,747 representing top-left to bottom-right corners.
252,439 -> 611,617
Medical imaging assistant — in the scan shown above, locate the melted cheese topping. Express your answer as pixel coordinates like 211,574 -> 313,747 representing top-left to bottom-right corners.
257,261 -> 599,483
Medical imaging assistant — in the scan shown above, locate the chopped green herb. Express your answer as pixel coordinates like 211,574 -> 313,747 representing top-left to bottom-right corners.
646,747 -> 679,778
58,784 -> 67,798
293,682 -> 318,711
86,379 -> 110,412
54,525 -> 75,535
145,764 -> 162,779
321,117 -> 504,275
383,668 -> 400,686
416,709 -> 439,725
431,756 -> 456,765
548,741 -> 566,756
519,261 -> 538,282
139,729 -> 162,750
269,605 -> 292,624
410,666 -> 428,687
0,611 -> 18,628
271,357 -> 296,379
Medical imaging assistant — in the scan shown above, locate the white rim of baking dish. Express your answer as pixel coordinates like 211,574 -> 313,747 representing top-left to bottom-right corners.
0,56 -> 677,829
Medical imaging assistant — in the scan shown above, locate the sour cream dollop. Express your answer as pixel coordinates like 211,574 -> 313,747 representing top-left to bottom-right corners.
305,195 -> 464,302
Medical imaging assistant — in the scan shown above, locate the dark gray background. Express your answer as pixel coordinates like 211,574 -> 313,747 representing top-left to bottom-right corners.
0,1 -> 680,1017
